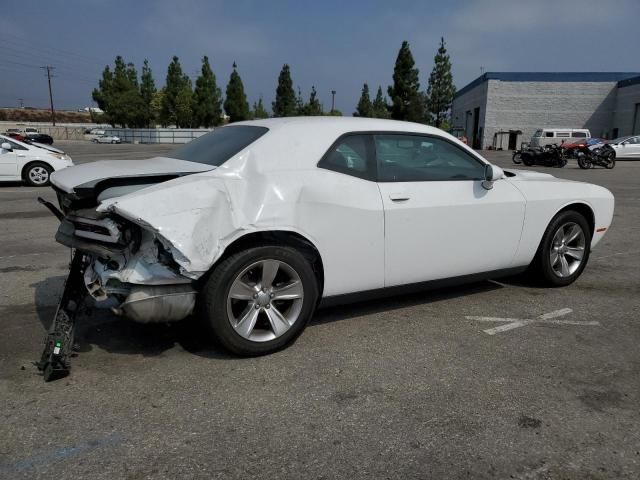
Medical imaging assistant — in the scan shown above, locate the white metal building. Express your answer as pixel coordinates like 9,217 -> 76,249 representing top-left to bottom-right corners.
451,72 -> 640,150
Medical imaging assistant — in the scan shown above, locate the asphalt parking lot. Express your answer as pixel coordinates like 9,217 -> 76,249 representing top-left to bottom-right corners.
1,141 -> 639,479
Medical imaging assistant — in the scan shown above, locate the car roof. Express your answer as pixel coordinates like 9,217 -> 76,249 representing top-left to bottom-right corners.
236,116 -> 442,135
216,116 -> 484,171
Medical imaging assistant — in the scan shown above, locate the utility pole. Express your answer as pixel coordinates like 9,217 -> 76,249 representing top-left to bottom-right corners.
330,90 -> 336,113
41,66 -> 56,126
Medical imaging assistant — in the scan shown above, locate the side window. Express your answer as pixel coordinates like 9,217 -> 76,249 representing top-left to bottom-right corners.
375,134 -> 485,182
545,131 -> 554,137
318,134 -> 374,180
573,131 -> 587,138
629,136 -> 640,144
556,132 -> 570,138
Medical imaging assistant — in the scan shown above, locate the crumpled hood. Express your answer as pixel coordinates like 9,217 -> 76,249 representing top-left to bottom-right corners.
50,156 -> 214,193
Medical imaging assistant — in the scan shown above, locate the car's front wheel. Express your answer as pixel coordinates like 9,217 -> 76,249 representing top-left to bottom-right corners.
200,245 -> 319,355
24,162 -> 53,187
530,210 -> 591,287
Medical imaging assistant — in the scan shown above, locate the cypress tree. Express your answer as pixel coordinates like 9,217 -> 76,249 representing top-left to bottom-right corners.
295,87 -> 305,115
252,98 -> 269,119
140,59 -> 156,127
193,56 -> 223,127
354,83 -> 372,117
224,62 -> 250,123
426,37 -> 456,128
272,64 -> 297,117
162,56 -> 189,126
306,86 -> 323,115
175,76 -> 193,128
371,86 -> 390,119
387,41 -> 423,122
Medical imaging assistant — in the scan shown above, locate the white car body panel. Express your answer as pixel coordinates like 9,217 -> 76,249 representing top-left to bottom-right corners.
50,117 -> 614,301
610,136 -> 640,159
0,134 -> 73,181
379,179 -> 525,286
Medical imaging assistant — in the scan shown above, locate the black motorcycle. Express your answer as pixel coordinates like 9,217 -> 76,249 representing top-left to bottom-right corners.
576,143 -> 615,169
512,144 -> 567,168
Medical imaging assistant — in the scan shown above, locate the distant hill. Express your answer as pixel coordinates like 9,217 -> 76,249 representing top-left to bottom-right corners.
0,108 -> 92,123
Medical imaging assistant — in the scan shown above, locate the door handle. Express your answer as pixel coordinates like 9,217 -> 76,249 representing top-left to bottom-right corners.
17,154 -> 26,157
389,193 -> 410,201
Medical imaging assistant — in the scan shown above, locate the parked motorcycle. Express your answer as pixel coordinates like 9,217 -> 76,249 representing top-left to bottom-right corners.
576,143 -> 615,169
512,144 -> 567,167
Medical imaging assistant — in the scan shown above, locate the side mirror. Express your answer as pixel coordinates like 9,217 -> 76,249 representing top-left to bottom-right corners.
482,164 -> 504,190
1,142 -> 12,151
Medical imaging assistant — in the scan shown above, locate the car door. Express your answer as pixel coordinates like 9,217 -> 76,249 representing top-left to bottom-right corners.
0,140 -> 19,178
375,133 -> 526,287
622,136 -> 640,158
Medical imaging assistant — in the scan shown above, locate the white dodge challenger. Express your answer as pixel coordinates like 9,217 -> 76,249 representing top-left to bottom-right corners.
38,117 -> 614,374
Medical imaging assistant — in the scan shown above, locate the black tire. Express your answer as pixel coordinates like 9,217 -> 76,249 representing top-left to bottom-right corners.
111,140 -> 117,144
512,152 -> 522,164
529,210 -> 591,287
200,245 -> 319,355
577,155 -> 591,169
24,162 -> 53,187
603,151 -> 615,169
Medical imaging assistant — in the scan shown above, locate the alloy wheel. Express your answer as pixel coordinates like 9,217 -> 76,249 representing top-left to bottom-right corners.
549,222 -> 586,278
28,166 -> 50,185
226,259 -> 304,342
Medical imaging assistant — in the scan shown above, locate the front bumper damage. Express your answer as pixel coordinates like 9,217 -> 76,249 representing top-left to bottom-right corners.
37,196 -> 198,381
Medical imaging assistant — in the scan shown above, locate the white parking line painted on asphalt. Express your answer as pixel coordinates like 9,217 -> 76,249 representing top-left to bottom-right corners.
465,308 -> 600,335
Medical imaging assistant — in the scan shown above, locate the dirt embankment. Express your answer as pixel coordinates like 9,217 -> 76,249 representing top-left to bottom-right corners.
0,108 -> 92,123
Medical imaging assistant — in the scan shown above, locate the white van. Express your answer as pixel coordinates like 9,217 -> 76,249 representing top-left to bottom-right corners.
530,128 -> 591,147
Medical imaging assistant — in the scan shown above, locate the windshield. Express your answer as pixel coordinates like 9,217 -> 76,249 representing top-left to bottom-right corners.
169,125 -> 269,166
533,130 -> 542,137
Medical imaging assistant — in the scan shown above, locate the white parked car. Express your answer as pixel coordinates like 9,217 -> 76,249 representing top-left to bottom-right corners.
92,135 -> 121,144
608,135 -> 640,159
0,134 -> 74,186
47,117 -> 614,356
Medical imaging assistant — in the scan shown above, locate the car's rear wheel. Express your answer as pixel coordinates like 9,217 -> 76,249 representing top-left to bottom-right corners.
24,162 -> 53,187
530,210 -> 591,287
200,246 -> 318,355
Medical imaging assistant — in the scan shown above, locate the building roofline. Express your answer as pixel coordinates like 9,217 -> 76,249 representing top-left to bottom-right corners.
617,75 -> 640,88
454,72 -> 640,98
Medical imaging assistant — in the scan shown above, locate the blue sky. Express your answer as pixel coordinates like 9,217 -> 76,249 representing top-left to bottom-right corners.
1,0 -> 639,114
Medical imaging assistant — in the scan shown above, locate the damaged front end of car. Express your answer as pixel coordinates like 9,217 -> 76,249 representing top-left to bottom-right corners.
36,164 -> 211,381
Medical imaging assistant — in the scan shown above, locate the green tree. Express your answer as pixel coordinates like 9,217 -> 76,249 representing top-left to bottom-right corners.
92,66 -> 113,115
305,86 -> 323,115
272,64 -> 297,117
140,59 -> 156,127
252,97 -> 269,119
175,78 -> 194,127
161,56 -> 191,126
387,41 -> 423,122
426,37 -> 456,128
151,89 -> 165,126
224,62 -> 250,123
371,86 -> 390,119
94,56 -> 145,127
354,83 -> 372,117
295,87 -> 305,115
193,56 -> 223,127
